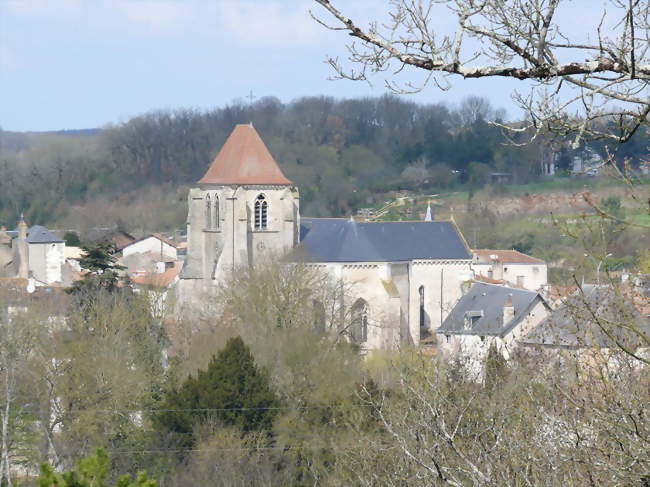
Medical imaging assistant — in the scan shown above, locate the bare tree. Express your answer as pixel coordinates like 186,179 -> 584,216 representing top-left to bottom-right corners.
313,0 -> 650,144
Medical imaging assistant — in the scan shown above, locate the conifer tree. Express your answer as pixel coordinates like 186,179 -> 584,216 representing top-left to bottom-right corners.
155,336 -> 278,447
67,240 -> 127,296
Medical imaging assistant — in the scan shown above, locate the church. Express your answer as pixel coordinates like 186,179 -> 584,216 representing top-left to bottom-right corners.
179,124 -> 474,350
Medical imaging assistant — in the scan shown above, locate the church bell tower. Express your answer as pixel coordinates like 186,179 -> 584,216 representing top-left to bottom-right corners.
181,124 -> 300,288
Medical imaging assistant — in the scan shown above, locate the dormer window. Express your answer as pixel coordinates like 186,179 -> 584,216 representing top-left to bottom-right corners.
464,310 -> 483,330
254,194 -> 268,230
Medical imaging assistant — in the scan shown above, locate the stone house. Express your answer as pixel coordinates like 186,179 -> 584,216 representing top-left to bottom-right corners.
472,249 -> 547,291
436,281 -> 550,364
0,219 -> 66,286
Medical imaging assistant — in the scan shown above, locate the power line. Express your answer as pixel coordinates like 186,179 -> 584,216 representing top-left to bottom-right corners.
108,443 -> 378,456
68,404 -> 374,415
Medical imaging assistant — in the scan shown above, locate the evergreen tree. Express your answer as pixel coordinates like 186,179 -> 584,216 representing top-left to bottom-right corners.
67,240 -> 127,295
155,336 -> 278,447
63,231 -> 81,247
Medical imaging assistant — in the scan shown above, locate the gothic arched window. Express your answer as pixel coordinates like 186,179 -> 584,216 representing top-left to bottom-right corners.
205,194 -> 212,229
351,298 -> 369,343
313,300 -> 326,334
213,195 -> 220,229
419,285 -> 425,328
254,194 -> 268,230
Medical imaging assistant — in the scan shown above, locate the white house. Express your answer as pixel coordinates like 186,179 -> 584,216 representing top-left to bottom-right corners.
436,282 -> 551,367
0,221 -> 66,286
121,233 -> 178,260
472,249 -> 547,291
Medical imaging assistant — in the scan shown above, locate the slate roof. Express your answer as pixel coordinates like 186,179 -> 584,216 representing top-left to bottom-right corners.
6,226 -> 63,244
520,285 -> 650,349
26,225 -> 64,244
438,282 -> 545,337
292,218 -> 472,263
197,124 -> 292,185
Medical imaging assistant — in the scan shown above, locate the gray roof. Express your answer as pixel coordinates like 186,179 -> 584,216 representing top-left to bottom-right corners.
520,285 -> 650,349
438,282 -> 545,337
293,218 -> 471,263
6,225 -> 63,244
26,225 -> 64,244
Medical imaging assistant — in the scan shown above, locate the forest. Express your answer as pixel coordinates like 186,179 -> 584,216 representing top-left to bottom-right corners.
1,94 -> 649,234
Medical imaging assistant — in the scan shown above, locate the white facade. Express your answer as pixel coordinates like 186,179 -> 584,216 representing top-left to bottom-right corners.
28,242 -> 65,285
472,250 -> 548,291
122,235 -> 178,260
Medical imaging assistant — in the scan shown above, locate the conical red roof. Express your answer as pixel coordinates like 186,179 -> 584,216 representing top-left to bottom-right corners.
197,124 -> 292,185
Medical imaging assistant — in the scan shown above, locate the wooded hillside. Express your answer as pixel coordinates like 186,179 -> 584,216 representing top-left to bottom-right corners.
1,95 -> 648,232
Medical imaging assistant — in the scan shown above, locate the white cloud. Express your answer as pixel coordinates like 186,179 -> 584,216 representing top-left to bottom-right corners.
113,0 -> 194,34
216,1 -> 325,46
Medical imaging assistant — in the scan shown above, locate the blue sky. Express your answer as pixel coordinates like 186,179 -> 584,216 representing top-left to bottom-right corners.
0,0 -> 594,131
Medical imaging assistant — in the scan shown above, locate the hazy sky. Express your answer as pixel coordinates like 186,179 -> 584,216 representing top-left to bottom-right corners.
0,0 -> 596,131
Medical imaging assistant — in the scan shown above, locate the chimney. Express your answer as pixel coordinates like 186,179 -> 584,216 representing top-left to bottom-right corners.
490,254 -> 504,280
503,295 -> 515,324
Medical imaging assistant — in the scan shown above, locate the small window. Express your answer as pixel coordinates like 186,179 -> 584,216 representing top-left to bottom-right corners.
254,194 -> 268,230
205,194 -> 212,228
516,275 -> 525,287
351,299 -> 369,343
313,300 -> 326,334
487,269 -> 493,279
214,195 -> 220,229
418,285 -> 425,328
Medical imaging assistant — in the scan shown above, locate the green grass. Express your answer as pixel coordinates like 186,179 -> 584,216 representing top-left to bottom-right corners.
628,211 -> 650,226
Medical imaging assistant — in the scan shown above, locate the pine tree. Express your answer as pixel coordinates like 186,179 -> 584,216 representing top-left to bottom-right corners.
155,336 -> 278,447
67,240 -> 127,296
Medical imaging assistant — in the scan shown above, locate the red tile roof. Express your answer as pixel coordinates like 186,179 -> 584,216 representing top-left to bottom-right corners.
474,274 -> 506,285
473,249 -> 545,264
131,261 -> 182,289
197,124 -> 292,185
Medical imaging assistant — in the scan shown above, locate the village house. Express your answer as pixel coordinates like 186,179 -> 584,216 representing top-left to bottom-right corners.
436,281 -> 550,366
119,233 -> 178,261
472,249 -> 547,291
0,219 -> 70,286
519,284 -> 649,354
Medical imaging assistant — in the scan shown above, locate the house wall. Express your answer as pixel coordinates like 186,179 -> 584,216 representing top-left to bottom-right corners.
28,242 -> 64,285
123,237 -> 177,260
473,262 -> 547,291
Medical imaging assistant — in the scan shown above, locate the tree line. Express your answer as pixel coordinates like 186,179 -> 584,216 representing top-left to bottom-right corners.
2,95 -> 648,231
